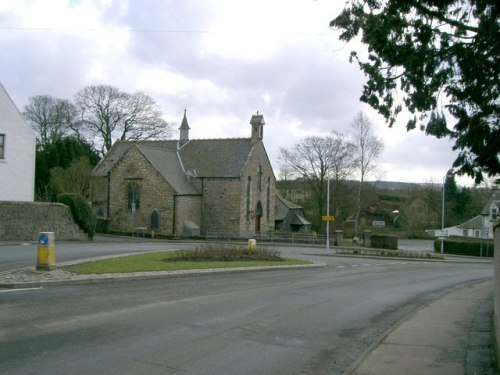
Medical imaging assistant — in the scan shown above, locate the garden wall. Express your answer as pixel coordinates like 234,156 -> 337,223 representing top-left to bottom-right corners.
0,201 -> 87,241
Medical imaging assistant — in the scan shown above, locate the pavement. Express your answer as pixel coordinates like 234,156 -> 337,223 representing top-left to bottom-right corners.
0,254 -> 497,374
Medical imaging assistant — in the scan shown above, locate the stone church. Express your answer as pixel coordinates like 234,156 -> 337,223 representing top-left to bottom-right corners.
91,112 -> 276,238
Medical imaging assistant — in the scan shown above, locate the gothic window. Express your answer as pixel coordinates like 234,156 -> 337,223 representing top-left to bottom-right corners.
151,210 -> 160,230
257,165 -> 262,191
266,177 -> 270,219
246,176 -> 251,220
127,182 -> 140,212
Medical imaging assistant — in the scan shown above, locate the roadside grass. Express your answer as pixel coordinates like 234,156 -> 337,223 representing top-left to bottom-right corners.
68,246 -> 312,275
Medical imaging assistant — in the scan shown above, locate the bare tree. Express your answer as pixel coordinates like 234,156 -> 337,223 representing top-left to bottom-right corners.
279,133 -> 354,232
23,95 -> 78,148
350,112 -> 383,234
74,85 -> 173,155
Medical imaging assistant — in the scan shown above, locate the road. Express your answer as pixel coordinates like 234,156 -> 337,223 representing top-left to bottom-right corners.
0,236 -> 195,271
0,236 -> 437,272
0,242 -> 493,375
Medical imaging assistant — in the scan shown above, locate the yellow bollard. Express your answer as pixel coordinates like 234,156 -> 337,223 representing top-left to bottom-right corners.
248,238 -> 256,250
36,232 -> 56,271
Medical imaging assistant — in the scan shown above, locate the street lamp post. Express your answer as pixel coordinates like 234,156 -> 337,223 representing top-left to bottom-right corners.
326,164 -> 330,251
440,174 -> 448,254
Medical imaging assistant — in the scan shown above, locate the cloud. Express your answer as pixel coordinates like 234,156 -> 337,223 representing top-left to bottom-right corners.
0,0 -> 476,186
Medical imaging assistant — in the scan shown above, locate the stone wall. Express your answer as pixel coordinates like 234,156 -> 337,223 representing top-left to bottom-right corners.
175,195 -> 202,236
0,201 -> 87,241
239,141 -> 276,237
201,178 -> 241,235
105,147 -> 176,236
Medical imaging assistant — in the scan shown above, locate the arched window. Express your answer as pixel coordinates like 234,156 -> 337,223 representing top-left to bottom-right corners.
127,182 -> 140,212
266,177 -> 270,219
257,165 -> 262,192
150,210 -> 160,230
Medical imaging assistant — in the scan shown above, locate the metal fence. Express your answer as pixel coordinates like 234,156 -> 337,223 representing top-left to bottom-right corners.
205,230 -> 328,246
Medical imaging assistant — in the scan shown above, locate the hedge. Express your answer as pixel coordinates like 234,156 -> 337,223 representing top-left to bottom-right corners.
433,237 -> 494,257
57,194 -> 96,239
371,234 -> 398,250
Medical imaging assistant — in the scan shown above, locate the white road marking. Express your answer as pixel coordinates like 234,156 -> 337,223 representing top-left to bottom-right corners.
0,287 -> 42,293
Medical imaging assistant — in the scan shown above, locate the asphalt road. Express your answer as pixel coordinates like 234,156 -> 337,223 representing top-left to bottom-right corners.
0,237 -> 195,271
0,236 -> 436,272
0,248 -> 493,374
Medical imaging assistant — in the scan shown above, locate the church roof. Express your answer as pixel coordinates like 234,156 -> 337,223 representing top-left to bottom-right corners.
92,137 -> 256,192
178,138 -> 253,177
92,140 -> 177,177
136,145 -> 198,195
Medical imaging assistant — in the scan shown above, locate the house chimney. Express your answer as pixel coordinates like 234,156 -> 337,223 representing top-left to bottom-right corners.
178,109 -> 190,147
250,111 -> 265,143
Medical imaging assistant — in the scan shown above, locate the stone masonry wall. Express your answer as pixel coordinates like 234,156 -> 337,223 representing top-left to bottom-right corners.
174,195 -> 202,236
0,201 -> 87,241
107,147 -> 176,236
239,141 -> 276,237
201,178 -> 241,235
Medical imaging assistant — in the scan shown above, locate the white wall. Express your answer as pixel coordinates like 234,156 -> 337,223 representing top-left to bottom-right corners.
0,83 -> 36,202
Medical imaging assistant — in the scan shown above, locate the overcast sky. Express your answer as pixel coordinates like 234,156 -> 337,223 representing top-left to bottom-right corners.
0,0 -> 474,185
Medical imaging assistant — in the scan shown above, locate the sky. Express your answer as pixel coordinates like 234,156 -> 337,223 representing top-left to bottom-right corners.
0,0 -> 475,186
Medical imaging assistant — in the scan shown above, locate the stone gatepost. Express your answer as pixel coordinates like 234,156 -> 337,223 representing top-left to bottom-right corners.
363,230 -> 372,247
334,230 -> 343,246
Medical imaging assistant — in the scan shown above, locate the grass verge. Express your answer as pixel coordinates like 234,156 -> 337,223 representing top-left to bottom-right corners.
68,250 -> 312,275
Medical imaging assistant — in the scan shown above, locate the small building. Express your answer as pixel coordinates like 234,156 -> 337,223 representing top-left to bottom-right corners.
439,189 -> 499,239
275,195 -> 311,232
91,111 -> 276,238
0,83 -> 36,202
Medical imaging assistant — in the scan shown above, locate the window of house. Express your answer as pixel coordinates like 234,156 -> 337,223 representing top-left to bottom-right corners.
0,134 -> 5,159
492,207 -> 498,220
474,230 -> 480,237
127,182 -> 140,212
463,229 -> 468,237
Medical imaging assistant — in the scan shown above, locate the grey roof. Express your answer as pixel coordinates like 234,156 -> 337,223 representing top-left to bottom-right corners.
275,195 -> 309,224
458,215 -> 483,230
480,189 -> 500,215
92,140 -> 177,177
276,195 -> 303,209
178,138 -> 253,177
136,145 -> 198,195
291,213 -> 311,226
93,137 -> 256,193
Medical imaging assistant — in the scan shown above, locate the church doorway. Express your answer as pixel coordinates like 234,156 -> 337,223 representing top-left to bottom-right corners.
255,201 -> 263,234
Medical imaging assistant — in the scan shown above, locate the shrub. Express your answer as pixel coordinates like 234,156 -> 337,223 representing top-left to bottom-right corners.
371,234 -> 398,250
95,218 -> 110,233
165,244 -> 283,262
58,194 -> 96,239
434,237 -> 494,257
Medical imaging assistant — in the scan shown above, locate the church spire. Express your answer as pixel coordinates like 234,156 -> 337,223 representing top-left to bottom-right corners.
179,109 -> 190,147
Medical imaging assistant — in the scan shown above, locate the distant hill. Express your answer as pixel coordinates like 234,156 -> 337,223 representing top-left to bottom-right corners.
366,181 -> 421,190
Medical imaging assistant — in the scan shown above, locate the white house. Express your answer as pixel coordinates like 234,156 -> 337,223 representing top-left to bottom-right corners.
0,83 -> 36,201
438,189 -> 500,239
